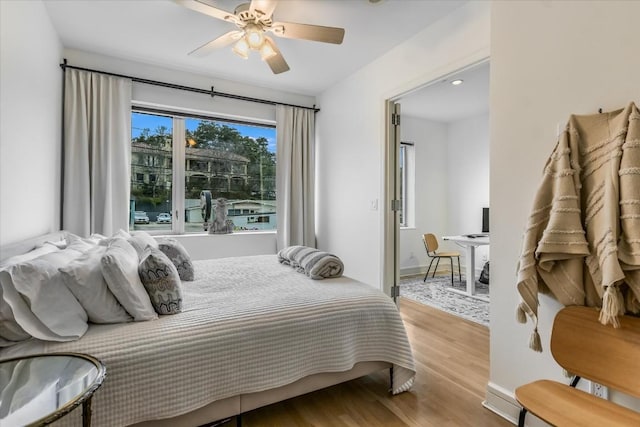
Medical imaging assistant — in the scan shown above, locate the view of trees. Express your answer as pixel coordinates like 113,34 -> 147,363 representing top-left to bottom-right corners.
131,119 -> 276,207
186,120 -> 276,200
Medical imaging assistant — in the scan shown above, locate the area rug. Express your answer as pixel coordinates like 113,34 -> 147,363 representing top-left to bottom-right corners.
399,274 -> 490,327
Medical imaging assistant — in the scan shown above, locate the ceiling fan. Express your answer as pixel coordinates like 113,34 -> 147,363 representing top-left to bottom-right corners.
174,0 -> 346,74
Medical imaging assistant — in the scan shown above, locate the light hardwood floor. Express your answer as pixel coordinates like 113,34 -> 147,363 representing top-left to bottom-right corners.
226,298 -> 513,427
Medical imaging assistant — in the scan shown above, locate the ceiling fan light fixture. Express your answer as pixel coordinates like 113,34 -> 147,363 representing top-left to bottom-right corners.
259,38 -> 277,60
176,0 -> 346,74
232,37 -> 250,59
245,24 -> 265,49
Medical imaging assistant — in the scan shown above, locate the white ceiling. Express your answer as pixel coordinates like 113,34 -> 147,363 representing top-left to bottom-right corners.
399,61 -> 490,123
43,0 -> 466,96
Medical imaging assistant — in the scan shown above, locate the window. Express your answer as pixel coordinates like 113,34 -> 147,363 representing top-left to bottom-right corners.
130,110 -> 276,234
399,142 -> 414,228
130,114 -> 173,232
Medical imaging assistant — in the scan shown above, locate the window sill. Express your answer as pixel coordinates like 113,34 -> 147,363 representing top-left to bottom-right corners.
156,230 -> 276,238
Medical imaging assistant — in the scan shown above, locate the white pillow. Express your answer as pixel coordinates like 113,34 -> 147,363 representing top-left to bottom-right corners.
0,244 -> 59,269
8,250 -> 89,341
65,233 -> 99,253
101,238 -> 157,321
0,269 -> 62,343
59,246 -> 132,324
0,244 -> 61,345
98,229 -> 130,247
0,288 -> 31,346
128,231 -> 159,258
86,233 -> 107,244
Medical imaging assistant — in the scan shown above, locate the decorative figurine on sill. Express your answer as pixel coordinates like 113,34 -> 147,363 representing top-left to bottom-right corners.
210,197 -> 234,234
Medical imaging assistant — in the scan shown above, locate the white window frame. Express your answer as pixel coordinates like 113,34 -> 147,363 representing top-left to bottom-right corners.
400,141 -> 414,229
130,105 -> 276,235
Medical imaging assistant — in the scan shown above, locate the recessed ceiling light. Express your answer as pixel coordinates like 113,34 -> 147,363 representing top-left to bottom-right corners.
451,79 -> 464,86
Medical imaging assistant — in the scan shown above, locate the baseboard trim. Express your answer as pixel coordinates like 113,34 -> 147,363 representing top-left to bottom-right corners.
399,265 -> 482,278
484,382 -> 550,427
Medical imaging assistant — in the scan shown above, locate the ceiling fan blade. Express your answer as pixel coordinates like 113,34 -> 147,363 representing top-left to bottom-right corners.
189,31 -> 243,57
174,0 -> 238,24
271,21 -> 345,44
249,0 -> 278,19
264,37 -> 289,74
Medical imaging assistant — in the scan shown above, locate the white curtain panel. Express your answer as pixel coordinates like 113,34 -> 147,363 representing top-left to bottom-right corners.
276,105 -> 316,250
63,69 -> 131,237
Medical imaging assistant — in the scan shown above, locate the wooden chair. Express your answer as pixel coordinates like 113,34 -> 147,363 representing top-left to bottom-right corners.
421,233 -> 461,286
515,306 -> 640,427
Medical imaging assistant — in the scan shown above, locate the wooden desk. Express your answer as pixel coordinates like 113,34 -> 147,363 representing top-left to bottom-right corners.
442,235 -> 489,299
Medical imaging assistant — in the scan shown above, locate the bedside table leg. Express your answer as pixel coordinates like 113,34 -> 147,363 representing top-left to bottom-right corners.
82,397 -> 93,427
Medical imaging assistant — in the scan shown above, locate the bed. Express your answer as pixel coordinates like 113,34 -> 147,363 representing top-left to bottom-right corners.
0,232 -> 416,426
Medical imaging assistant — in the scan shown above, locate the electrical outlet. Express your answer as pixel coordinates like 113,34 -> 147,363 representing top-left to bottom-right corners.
590,381 -> 608,399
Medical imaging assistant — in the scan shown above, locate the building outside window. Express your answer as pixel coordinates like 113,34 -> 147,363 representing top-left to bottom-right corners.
130,110 -> 276,234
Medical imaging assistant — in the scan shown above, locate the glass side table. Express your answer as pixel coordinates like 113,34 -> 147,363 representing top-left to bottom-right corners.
0,353 -> 106,427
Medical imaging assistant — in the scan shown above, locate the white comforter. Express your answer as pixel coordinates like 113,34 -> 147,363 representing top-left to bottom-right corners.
0,255 -> 415,426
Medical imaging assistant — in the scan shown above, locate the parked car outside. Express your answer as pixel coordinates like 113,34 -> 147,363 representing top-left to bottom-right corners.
157,213 -> 172,224
134,211 -> 149,224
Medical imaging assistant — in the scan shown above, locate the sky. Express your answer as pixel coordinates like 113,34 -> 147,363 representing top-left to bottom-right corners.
132,112 -> 277,152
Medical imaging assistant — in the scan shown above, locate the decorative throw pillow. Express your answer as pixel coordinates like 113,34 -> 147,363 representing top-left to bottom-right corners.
59,245 -> 132,324
157,238 -> 194,281
138,247 -> 183,315
128,231 -> 159,258
101,238 -> 157,321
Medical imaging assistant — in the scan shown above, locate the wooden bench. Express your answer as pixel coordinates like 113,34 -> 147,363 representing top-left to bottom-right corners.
515,306 -> 640,427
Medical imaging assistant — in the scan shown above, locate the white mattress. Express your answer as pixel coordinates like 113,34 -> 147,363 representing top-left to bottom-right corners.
0,255 -> 415,426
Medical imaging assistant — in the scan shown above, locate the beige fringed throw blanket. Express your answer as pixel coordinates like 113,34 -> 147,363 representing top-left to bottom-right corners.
517,102 -> 640,352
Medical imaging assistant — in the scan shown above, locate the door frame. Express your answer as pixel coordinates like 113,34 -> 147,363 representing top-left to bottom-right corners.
381,57 -> 490,300
383,100 -> 401,302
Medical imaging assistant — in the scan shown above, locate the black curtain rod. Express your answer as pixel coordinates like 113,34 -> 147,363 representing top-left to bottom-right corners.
59,60 -> 319,112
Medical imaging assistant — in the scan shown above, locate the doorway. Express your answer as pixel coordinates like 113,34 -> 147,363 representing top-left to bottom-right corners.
384,60 -> 490,325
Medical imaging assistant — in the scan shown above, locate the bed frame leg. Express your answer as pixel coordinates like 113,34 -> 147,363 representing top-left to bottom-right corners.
389,366 -> 394,393
236,413 -> 242,427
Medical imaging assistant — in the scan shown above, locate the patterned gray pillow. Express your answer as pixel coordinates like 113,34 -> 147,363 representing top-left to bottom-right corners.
157,238 -> 194,281
138,247 -> 183,315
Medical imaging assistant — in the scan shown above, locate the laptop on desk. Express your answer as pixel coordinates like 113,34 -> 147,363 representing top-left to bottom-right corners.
464,233 -> 489,238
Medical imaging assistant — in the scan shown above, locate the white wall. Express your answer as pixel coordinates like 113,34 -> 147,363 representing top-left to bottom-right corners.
398,115 -> 449,275
168,232 -> 276,261
399,112 -> 489,277
0,0 -> 63,247
63,49 -> 315,126
447,112 -> 490,271
62,49 -> 315,259
316,1 -> 490,288
488,0 -> 640,424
